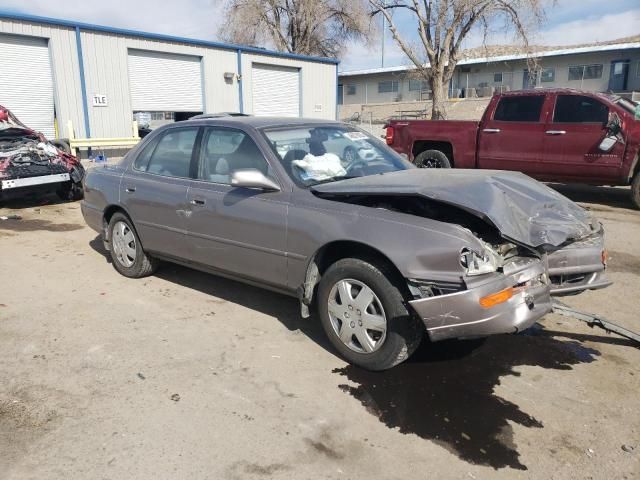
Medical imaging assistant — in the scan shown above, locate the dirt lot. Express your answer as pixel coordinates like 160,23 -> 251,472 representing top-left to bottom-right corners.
1,183 -> 638,480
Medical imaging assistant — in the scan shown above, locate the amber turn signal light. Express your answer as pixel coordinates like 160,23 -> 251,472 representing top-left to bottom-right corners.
479,287 -> 515,308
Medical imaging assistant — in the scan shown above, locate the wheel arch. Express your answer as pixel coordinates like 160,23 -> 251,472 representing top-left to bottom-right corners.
102,204 -> 134,244
300,240 -> 408,316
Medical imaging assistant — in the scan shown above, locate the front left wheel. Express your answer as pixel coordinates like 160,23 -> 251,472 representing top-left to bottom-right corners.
107,212 -> 158,278
317,258 -> 423,371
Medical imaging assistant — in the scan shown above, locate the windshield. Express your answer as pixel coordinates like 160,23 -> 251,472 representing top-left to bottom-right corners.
262,125 -> 412,187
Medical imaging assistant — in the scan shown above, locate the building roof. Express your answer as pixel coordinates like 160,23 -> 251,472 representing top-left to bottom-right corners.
339,37 -> 640,76
0,10 -> 339,65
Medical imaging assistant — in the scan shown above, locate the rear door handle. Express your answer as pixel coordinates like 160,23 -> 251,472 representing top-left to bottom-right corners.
545,130 -> 566,135
125,186 -> 136,193
482,128 -> 501,133
190,199 -> 205,205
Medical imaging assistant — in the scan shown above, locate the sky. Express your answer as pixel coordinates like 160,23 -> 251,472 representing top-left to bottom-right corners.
1,0 -> 638,72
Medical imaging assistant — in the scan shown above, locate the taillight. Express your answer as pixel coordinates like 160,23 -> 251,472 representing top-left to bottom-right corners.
385,126 -> 395,145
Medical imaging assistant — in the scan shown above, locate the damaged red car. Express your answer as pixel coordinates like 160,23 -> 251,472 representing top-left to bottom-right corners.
0,105 -> 84,201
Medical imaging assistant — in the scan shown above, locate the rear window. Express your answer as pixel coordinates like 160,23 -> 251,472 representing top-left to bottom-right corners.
494,96 -> 545,122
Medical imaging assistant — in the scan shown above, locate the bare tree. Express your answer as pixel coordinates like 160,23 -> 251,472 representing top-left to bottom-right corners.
369,1 -> 547,119
220,0 -> 371,58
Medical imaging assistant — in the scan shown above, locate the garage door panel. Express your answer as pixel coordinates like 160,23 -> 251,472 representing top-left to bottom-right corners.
252,64 -> 300,117
0,34 -> 55,138
128,50 -> 203,112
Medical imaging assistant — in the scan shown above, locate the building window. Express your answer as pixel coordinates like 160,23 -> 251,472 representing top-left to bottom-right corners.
378,80 -> 399,93
568,64 -> 603,81
337,84 -> 343,105
346,84 -> 357,95
541,68 -> 555,83
408,79 -> 427,91
493,73 -> 503,83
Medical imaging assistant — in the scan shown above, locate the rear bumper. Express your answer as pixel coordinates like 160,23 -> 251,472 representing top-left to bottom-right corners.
409,257 -> 551,342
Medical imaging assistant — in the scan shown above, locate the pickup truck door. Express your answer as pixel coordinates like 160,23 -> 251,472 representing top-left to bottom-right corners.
541,93 -> 625,182
477,94 -> 550,176
185,126 -> 289,288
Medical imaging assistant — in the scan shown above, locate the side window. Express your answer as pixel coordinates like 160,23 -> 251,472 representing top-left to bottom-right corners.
198,128 -> 271,184
493,96 -> 545,122
553,95 -> 609,124
145,128 -> 199,178
133,135 -> 161,171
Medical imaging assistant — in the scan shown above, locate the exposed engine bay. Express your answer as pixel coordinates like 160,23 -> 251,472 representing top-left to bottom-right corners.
0,105 -> 84,201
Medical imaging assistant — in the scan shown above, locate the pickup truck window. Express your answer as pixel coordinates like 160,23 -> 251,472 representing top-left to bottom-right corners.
493,96 -> 544,122
553,95 -> 608,124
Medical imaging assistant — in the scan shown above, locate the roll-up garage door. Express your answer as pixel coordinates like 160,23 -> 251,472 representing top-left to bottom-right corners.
128,50 -> 203,111
0,35 -> 55,138
252,64 -> 300,117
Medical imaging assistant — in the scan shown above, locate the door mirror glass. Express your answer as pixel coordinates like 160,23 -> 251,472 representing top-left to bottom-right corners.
598,136 -> 617,152
231,169 -> 280,191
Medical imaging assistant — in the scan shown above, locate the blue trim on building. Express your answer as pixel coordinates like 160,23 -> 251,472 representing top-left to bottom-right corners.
74,26 -> 91,138
236,49 -> 244,113
0,11 -> 339,65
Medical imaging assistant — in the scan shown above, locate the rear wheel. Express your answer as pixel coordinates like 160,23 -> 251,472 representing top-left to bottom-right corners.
317,258 -> 423,370
414,149 -> 451,168
107,212 -> 158,278
631,172 -> 640,210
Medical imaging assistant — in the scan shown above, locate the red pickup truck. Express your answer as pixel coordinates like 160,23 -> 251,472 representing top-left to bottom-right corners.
385,88 -> 640,208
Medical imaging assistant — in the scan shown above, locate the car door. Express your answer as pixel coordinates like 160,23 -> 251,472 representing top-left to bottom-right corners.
542,93 -> 625,182
477,94 -> 550,176
121,126 -> 200,260
185,126 -> 288,287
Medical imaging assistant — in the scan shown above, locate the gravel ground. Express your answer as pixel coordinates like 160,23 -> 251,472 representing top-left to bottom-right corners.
0,184 -> 638,480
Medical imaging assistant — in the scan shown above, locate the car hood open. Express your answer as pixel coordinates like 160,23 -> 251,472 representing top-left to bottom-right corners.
311,169 -> 599,249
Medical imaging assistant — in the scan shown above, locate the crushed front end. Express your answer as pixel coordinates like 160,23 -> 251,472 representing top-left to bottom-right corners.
0,105 -> 84,201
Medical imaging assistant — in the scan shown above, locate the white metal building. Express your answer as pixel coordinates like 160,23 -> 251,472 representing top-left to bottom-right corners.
0,12 -> 338,141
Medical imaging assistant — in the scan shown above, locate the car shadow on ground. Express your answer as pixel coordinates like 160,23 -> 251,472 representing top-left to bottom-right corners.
548,183 -> 635,211
89,235 -> 332,352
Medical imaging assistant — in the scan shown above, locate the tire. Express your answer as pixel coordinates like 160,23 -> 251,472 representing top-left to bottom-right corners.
631,172 -> 640,210
56,181 -> 83,201
414,149 -> 451,168
107,212 -> 158,278
51,139 -> 71,155
343,146 -> 358,164
317,258 -> 423,371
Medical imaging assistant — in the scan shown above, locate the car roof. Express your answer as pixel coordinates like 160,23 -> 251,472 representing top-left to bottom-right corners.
498,88 -> 610,98
180,116 -> 344,129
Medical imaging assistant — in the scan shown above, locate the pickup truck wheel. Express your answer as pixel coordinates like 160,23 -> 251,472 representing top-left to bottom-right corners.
317,258 -> 423,371
108,213 -> 158,278
631,173 -> 640,210
415,149 -> 451,168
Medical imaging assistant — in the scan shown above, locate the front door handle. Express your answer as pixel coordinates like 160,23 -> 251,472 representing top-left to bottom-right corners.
545,130 -> 567,135
482,128 -> 501,133
125,186 -> 136,193
190,199 -> 205,206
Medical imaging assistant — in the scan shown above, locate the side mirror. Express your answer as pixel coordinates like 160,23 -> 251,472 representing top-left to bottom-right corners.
605,112 -> 622,136
598,136 -> 617,152
230,169 -> 280,192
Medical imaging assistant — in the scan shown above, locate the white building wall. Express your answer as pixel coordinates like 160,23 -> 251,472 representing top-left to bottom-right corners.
0,18 -> 85,138
80,30 -> 240,138
241,53 -> 337,120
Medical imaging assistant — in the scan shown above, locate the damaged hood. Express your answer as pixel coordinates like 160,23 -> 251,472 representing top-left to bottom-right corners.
311,169 -> 599,249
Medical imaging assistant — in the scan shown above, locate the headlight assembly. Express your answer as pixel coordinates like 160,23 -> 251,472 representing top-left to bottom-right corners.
460,247 -> 499,276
